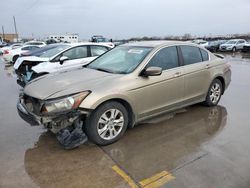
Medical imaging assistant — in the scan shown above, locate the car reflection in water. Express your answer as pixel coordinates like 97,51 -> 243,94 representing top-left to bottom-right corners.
102,105 -> 227,181
24,105 -> 227,186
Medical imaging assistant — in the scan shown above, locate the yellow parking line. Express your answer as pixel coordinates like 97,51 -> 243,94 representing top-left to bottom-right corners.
139,171 -> 169,187
144,174 -> 175,188
140,171 -> 175,188
112,165 -> 139,188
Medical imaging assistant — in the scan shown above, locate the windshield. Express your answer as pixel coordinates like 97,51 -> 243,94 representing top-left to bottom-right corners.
33,45 -> 70,58
87,46 -> 152,74
226,41 -> 237,44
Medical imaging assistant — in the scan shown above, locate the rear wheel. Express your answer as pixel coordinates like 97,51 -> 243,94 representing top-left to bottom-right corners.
12,55 -> 19,63
203,79 -> 222,106
85,101 -> 128,145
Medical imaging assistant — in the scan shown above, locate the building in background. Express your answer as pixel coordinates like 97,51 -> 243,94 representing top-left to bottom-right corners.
47,34 -> 79,43
0,33 -> 18,42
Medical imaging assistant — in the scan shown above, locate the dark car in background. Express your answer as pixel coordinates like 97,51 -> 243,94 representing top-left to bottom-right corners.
242,42 -> 250,52
205,40 -> 227,52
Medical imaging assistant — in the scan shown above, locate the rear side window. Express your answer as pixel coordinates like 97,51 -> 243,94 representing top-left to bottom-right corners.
180,46 -> 202,65
146,46 -> 179,70
90,46 -> 108,56
200,49 -> 209,61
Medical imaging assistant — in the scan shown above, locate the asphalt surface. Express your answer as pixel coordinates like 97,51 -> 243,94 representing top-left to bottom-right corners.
0,53 -> 250,188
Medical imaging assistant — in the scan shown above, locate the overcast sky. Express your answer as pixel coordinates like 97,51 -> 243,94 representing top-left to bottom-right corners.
1,0 -> 250,40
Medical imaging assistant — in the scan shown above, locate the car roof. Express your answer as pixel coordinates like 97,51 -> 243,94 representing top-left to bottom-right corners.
69,42 -> 111,47
228,39 -> 244,41
121,40 -> 195,48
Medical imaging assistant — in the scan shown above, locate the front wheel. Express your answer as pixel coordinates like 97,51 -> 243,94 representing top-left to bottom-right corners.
203,79 -> 222,106
85,101 -> 128,145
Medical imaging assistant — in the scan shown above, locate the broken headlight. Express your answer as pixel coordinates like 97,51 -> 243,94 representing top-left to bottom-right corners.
41,91 -> 90,114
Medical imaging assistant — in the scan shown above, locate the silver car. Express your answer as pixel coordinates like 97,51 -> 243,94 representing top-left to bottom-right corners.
17,41 -> 231,148
219,39 -> 246,52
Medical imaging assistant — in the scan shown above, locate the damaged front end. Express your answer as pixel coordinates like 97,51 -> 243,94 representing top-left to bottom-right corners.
17,91 -> 91,149
15,60 -> 43,87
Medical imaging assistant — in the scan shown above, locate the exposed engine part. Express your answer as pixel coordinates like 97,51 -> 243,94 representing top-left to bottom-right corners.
46,119 -> 73,134
56,118 -> 88,150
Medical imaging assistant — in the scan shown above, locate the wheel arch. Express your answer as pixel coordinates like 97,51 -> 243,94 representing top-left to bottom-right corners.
12,54 -> 19,62
86,97 -> 136,128
212,75 -> 225,94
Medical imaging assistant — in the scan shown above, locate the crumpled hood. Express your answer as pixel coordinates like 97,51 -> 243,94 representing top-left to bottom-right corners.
24,68 -> 121,100
14,56 -> 49,69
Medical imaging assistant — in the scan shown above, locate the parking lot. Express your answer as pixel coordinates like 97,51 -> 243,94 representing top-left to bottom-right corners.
1,53 -> 250,188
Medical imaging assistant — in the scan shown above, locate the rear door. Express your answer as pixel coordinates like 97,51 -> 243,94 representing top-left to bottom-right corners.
88,45 -> 110,64
179,45 -> 211,103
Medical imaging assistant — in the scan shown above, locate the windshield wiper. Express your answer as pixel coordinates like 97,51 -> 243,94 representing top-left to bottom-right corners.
94,68 -> 115,73
85,66 -> 126,74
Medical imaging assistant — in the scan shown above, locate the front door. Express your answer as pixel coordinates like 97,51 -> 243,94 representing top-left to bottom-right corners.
129,46 -> 184,119
53,45 -> 92,72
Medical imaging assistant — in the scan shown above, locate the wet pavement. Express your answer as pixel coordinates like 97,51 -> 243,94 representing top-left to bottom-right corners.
0,53 -> 250,188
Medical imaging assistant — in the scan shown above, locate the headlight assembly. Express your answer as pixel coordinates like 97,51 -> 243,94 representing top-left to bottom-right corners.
41,91 -> 90,114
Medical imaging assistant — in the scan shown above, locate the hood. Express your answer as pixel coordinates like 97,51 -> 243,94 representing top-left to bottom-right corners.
24,68 -> 121,100
14,56 -> 49,69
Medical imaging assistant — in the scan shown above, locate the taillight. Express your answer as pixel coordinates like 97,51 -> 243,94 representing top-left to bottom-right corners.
4,50 -> 9,54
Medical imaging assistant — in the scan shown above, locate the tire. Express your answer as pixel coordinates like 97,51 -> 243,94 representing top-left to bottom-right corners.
85,101 -> 128,145
232,47 -> 236,53
203,79 -> 223,107
12,55 -> 19,63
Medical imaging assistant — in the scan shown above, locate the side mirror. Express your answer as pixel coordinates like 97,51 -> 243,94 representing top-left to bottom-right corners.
59,56 -> 69,65
141,66 -> 162,77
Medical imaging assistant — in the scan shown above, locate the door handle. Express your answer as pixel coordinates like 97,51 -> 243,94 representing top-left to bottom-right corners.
174,72 -> 181,77
205,64 -> 210,69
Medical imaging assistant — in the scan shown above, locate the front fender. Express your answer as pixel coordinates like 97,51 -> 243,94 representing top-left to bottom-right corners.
79,92 -> 138,120
32,62 -> 52,73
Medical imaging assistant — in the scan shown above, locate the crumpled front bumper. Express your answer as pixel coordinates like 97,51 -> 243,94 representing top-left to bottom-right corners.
17,98 -> 91,127
17,100 -> 42,126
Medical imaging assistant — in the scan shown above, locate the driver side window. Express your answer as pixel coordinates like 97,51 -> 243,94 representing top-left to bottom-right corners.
146,46 -> 179,70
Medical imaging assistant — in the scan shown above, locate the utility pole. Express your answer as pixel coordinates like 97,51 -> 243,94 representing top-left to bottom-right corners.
13,16 -> 18,42
2,25 -> 5,41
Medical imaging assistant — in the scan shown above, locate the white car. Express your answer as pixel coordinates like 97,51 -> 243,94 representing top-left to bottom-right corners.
14,43 -> 112,87
219,39 -> 246,52
3,45 -> 41,63
192,40 -> 209,48
24,41 -> 46,47
0,43 -> 23,55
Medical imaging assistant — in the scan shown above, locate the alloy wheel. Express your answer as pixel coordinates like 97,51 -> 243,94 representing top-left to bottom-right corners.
97,109 -> 124,140
209,83 -> 221,104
